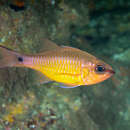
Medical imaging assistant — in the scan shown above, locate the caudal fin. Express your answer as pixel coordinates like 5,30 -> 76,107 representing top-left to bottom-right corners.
0,45 -> 22,68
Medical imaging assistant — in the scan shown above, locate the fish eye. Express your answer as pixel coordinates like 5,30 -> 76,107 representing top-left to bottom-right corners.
95,65 -> 105,73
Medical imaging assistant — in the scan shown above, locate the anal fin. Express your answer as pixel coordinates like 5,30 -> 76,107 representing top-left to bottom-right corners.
58,83 -> 80,88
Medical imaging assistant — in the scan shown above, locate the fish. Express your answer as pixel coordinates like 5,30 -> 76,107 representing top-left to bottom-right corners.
0,39 -> 115,88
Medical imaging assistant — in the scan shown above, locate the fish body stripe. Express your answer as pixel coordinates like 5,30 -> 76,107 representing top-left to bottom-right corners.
21,53 -> 93,86
30,55 -> 79,65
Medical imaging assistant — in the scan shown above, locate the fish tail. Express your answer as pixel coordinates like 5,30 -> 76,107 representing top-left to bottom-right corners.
0,45 -> 23,68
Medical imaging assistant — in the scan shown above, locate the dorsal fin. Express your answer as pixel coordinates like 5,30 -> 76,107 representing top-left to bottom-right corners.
61,46 -> 82,51
38,39 -> 60,54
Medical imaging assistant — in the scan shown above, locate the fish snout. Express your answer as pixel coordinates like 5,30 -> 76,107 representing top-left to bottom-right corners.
105,69 -> 115,75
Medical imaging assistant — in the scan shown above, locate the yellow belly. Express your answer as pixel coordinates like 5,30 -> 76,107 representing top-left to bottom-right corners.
33,64 -> 82,85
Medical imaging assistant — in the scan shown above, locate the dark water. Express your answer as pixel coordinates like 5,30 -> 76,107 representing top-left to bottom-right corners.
0,0 -> 129,129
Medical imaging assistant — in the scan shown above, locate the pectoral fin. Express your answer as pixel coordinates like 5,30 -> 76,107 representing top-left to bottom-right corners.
35,71 -> 53,84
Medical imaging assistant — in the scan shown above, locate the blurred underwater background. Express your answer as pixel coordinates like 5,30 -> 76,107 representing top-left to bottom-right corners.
0,0 -> 130,129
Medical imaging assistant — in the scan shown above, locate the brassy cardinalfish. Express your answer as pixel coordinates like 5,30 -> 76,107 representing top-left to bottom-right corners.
0,39 -> 115,88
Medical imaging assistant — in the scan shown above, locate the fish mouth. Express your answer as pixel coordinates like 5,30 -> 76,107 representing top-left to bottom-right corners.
105,69 -> 115,74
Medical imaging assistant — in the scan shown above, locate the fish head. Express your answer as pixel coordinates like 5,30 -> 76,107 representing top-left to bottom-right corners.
83,60 -> 115,85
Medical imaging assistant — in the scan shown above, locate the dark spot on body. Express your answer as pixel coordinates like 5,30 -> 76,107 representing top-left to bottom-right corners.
18,56 -> 23,62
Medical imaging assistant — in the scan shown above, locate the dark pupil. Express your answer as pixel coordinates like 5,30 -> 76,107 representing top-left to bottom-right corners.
18,57 -> 23,62
97,66 -> 103,71
96,65 -> 105,72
